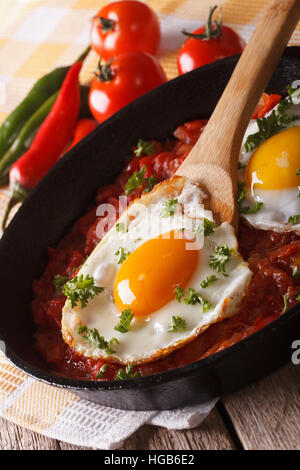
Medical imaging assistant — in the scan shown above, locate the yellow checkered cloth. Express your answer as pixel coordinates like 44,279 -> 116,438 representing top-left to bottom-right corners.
0,0 -> 299,449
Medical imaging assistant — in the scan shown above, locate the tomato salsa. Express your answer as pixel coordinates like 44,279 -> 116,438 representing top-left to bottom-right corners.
31,118 -> 300,381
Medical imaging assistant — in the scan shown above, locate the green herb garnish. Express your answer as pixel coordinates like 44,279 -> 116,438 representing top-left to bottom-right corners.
53,274 -> 68,292
161,198 -> 178,217
115,247 -> 131,264
64,275 -> 104,308
184,288 -> 212,312
96,364 -> 108,379
200,275 -> 218,288
237,182 -> 263,214
292,266 -> 300,278
78,325 -> 117,355
288,215 -> 300,225
282,294 -> 289,314
143,175 -> 158,193
209,245 -> 232,275
174,286 -> 185,302
168,315 -> 187,333
193,218 -> 217,237
115,364 -> 140,380
114,308 -> 134,333
134,139 -> 155,157
116,222 -> 126,232
125,165 -> 146,195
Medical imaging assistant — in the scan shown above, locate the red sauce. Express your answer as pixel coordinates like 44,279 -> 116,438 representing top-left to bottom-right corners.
31,118 -> 300,381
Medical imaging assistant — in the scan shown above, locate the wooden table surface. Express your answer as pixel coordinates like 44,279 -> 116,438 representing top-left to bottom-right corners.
0,362 -> 299,450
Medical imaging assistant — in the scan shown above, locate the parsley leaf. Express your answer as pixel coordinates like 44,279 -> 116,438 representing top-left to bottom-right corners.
282,294 -> 289,314
244,90 -> 300,152
63,275 -> 104,308
161,198 -> 178,217
115,364 -> 140,380
193,218 -> 217,237
237,182 -> 263,214
288,215 -> 300,225
168,315 -> 187,333
184,288 -> 212,312
296,168 -> 300,176
114,308 -> 134,333
96,364 -> 108,379
78,325 -> 117,355
292,266 -> 300,278
174,286 -> 185,302
143,175 -> 158,193
115,247 -> 131,264
200,275 -> 218,288
125,165 -> 146,195
209,245 -> 232,275
125,164 -> 158,195
53,274 -> 68,292
134,139 -> 156,157
116,222 -> 127,232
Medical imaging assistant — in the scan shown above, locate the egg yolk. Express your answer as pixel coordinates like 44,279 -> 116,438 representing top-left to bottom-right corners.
245,126 -> 300,191
113,230 -> 199,317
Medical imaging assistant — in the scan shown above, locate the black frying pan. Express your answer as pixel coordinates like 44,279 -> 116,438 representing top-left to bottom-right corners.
0,48 -> 300,411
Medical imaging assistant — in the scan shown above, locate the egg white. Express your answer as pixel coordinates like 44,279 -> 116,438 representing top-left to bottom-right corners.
62,176 -> 252,364
239,91 -> 300,232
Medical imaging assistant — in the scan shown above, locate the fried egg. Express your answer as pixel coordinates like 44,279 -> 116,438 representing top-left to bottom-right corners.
239,90 -> 300,232
62,176 -> 252,364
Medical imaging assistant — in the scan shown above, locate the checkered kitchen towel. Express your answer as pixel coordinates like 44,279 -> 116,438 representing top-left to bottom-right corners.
0,0 -> 299,450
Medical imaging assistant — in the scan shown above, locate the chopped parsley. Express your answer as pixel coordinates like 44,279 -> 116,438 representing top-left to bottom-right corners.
143,175 -> 158,193
184,288 -> 212,312
296,168 -> 300,176
114,308 -> 134,333
282,294 -> 289,314
115,247 -> 131,264
125,165 -> 146,195
78,325 -> 118,355
63,274 -> 104,308
53,274 -> 68,292
161,198 -> 178,217
116,222 -> 127,232
200,275 -> 218,288
96,364 -> 108,379
237,182 -> 263,214
297,294 -> 300,302
168,315 -> 187,333
209,245 -> 232,275
115,364 -> 140,380
193,218 -> 217,238
174,286 -> 185,302
125,165 -> 158,195
244,88 -> 300,152
292,266 -> 300,278
134,139 -> 156,157
288,215 -> 300,225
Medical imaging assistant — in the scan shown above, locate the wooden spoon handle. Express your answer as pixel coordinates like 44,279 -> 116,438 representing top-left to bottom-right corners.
177,0 -> 300,210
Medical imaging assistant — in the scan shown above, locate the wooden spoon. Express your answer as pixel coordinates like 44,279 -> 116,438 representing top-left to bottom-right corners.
176,0 -> 300,230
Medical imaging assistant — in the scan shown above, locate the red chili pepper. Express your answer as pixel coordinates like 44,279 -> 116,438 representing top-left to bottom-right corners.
2,62 -> 82,230
67,118 -> 97,151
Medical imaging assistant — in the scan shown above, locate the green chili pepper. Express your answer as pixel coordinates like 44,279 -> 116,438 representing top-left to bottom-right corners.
0,46 -> 90,162
0,91 -> 59,185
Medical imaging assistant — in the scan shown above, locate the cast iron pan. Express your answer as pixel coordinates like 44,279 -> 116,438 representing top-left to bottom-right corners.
0,48 -> 300,411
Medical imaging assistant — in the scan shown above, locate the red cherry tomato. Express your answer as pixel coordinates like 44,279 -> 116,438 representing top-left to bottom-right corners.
89,51 -> 167,123
90,0 -> 161,60
177,6 -> 245,74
